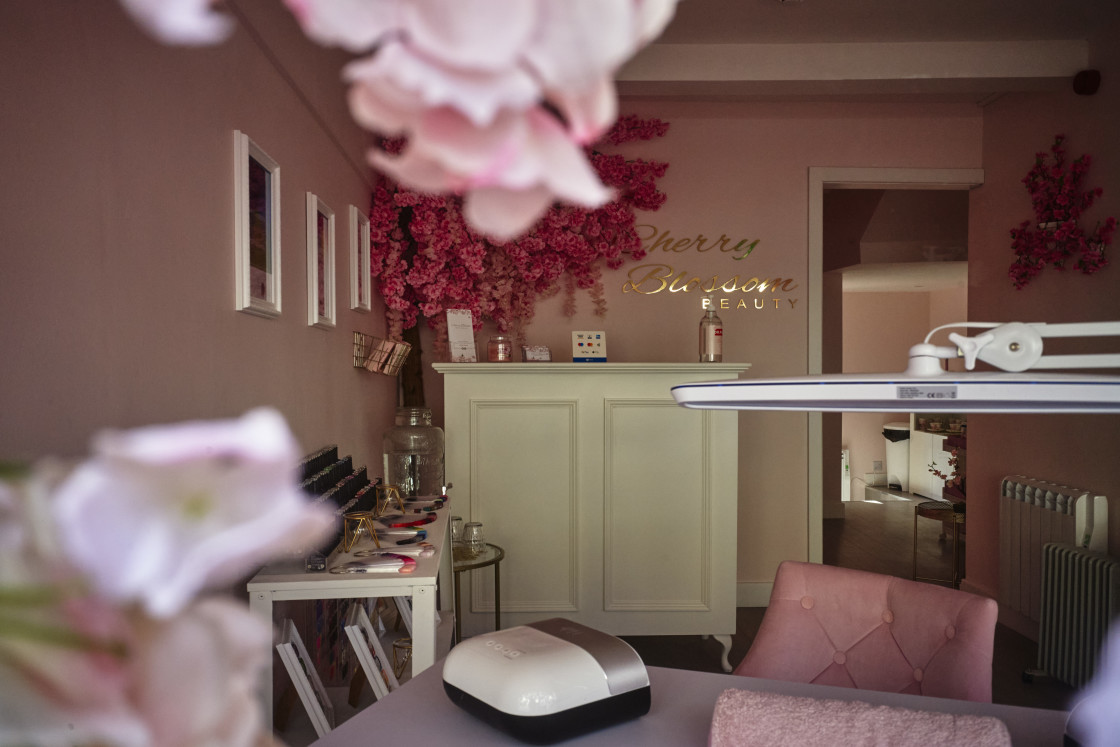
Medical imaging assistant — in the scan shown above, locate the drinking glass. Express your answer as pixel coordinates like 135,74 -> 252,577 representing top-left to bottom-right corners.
450,516 -> 463,544
463,521 -> 484,558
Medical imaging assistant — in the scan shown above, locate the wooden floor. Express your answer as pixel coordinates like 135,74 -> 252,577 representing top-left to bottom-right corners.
622,495 -> 1077,711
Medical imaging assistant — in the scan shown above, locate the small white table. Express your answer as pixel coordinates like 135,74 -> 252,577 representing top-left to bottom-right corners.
248,510 -> 451,728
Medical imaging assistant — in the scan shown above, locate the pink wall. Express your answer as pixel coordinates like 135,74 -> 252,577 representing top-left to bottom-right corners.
841,291 -> 938,490
860,190 -> 969,262
0,1 -> 398,468
423,99 -> 982,589
963,35 -> 1120,609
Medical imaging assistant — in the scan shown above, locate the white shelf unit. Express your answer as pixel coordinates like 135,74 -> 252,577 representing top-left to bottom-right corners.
907,422 -> 954,500
248,510 -> 454,735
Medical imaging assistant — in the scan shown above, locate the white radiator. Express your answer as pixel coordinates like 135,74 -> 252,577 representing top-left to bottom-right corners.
998,475 -> 1108,624
1036,543 -> 1120,688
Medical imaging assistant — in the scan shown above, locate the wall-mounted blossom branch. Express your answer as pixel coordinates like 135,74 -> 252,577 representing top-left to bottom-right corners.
370,115 -> 669,349
1009,134 -> 1116,289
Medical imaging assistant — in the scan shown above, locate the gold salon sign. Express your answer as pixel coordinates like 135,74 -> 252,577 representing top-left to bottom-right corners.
622,225 -> 799,310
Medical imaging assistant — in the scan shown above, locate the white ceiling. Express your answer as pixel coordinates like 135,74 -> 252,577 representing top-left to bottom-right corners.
620,0 -> 1116,103
656,0 -> 1114,45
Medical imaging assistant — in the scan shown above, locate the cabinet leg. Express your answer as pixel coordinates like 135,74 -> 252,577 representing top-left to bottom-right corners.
249,592 -> 274,731
494,561 -> 501,632
714,634 -> 733,673
912,506 -> 919,580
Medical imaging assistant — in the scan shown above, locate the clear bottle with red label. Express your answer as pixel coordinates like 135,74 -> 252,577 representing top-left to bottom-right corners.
699,296 -> 723,362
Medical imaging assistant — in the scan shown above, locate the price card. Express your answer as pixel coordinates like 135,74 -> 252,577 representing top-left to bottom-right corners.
446,309 -> 477,362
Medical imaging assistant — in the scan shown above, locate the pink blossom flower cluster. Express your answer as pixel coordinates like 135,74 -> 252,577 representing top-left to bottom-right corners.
601,113 -> 671,145
116,1 -> 679,239
286,0 -> 679,240
0,410 -> 334,746
928,448 -> 964,493
1009,135 -> 1117,289
368,117 -> 670,347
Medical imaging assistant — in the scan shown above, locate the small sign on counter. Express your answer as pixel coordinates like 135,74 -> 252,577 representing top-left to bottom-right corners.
447,309 -> 477,362
571,331 -> 607,362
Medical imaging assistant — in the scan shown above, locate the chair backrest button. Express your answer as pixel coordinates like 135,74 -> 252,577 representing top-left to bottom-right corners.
833,651 -> 846,665
800,595 -> 814,610
945,624 -> 956,639
882,609 -> 894,624
914,668 -> 924,682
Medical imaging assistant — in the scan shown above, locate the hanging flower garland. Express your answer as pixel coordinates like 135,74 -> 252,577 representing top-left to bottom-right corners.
1008,134 -> 1116,289
370,115 -> 670,346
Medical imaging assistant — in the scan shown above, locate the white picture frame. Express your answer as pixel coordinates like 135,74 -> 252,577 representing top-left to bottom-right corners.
349,205 -> 371,312
276,618 -> 334,737
234,130 -> 281,318
306,192 -> 336,329
344,603 -> 400,697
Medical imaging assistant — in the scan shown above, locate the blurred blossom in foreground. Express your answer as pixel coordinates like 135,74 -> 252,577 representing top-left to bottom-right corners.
52,408 -> 334,618
117,0 -> 235,45
1067,623 -> 1120,747
0,409 -> 331,746
116,0 -> 679,241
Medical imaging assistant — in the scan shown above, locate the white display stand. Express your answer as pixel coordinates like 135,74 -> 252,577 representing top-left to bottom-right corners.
434,362 -> 746,670
276,619 -> 334,738
248,510 -> 453,730
343,603 -> 398,698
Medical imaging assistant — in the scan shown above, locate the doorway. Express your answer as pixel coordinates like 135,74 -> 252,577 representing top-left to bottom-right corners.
832,188 -> 968,504
805,167 -> 984,563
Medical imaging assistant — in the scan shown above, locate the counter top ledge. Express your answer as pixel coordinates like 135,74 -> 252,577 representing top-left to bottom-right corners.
433,362 -> 750,375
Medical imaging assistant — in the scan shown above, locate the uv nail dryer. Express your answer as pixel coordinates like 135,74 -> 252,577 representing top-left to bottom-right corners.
442,618 -> 651,744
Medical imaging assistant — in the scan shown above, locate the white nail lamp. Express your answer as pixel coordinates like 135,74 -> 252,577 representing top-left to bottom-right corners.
672,321 -> 1120,413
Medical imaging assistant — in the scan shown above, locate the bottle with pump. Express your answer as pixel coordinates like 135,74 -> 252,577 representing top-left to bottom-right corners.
699,295 -> 723,362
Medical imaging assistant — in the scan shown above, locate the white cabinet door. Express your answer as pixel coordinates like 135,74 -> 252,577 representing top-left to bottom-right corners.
908,431 -> 929,498
436,363 -> 745,641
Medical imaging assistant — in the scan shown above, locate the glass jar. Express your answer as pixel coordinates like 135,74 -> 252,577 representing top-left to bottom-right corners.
487,335 -> 513,362
462,521 -> 484,558
382,407 -> 445,498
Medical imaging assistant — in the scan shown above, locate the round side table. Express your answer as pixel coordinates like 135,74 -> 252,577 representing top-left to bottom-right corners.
452,542 -> 505,643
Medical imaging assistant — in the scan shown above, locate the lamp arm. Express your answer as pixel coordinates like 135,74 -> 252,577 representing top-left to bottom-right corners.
912,320 -> 1120,374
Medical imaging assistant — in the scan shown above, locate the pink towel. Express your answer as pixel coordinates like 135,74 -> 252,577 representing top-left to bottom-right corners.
708,689 -> 1011,747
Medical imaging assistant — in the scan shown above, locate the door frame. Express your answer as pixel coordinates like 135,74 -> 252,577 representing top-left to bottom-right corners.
806,167 -> 984,562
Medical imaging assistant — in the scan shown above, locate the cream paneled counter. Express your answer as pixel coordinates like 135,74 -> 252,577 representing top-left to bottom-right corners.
433,363 -> 747,671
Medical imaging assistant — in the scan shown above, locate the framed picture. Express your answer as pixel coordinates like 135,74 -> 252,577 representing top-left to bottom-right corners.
233,130 -> 281,318
306,192 -> 336,329
349,205 -> 371,312
344,603 -> 400,698
276,618 -> 334,737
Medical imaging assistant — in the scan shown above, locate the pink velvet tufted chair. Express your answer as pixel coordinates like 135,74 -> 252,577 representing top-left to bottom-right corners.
734,561 -> 998,702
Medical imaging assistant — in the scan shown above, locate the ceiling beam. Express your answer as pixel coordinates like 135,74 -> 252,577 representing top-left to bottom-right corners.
617,40 -> 1088,99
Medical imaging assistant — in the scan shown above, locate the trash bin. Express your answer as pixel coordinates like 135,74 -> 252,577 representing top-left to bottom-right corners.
883,422 -> 910,492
